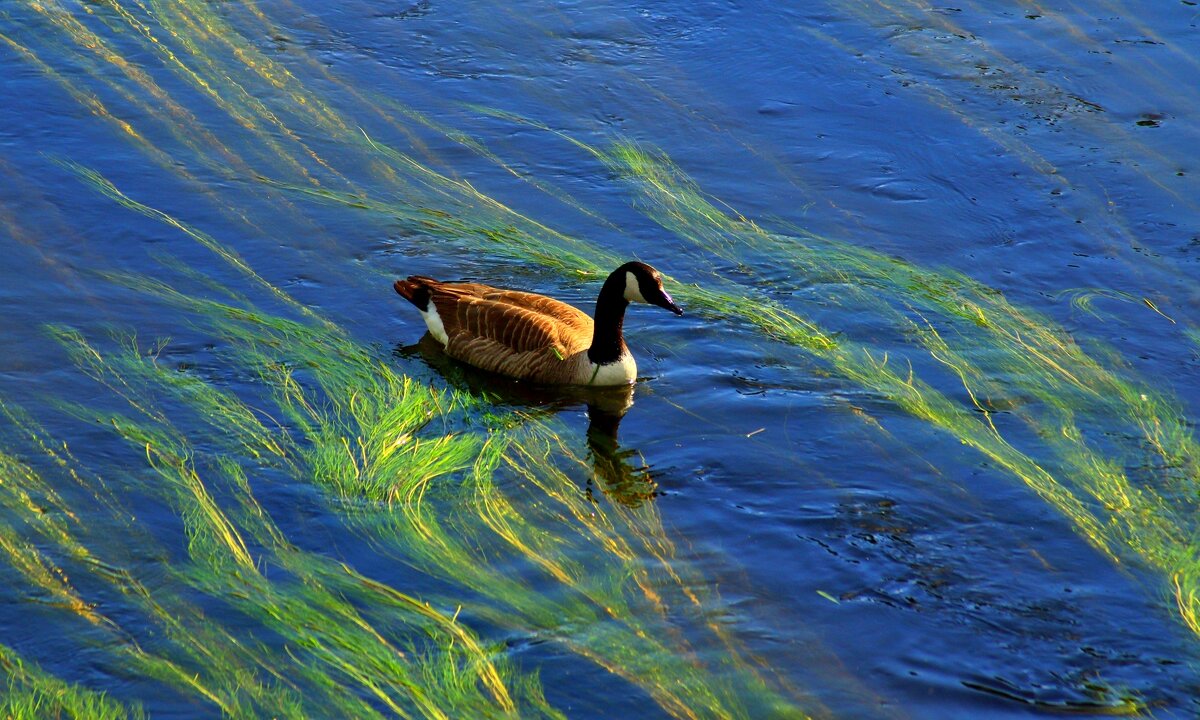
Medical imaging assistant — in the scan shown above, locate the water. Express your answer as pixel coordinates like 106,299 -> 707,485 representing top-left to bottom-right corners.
1,1 -> 1199,717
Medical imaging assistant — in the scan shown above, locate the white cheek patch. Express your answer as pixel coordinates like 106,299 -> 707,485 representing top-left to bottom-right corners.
420,304 -> 449,346
623,271 -> 647,303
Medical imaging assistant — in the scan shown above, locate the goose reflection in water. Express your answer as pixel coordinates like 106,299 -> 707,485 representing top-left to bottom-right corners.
396,334 -> 659,506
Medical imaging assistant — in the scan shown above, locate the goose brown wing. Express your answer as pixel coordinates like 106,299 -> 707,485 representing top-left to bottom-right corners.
484,289 -> 593,342
428,284 -> 593,359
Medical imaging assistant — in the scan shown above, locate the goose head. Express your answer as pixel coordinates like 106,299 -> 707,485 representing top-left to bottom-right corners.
616,261 -> 683,316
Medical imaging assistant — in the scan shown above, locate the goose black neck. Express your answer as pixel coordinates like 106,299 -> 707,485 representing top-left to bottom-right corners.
587,271 -> 630,365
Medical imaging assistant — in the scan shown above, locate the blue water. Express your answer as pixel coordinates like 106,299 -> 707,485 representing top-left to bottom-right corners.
2,1 -> 1199,717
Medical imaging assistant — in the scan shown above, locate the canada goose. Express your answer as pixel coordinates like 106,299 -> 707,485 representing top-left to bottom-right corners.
394,262 -> 682,386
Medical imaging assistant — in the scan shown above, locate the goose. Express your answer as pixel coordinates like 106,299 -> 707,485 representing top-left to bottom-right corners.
394,261 -> 682,386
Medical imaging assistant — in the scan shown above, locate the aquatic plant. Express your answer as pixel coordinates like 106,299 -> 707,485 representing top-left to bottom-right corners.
0,153 -> 812,717
593,138 -> 1200,640
1,392 -> 559,719
0,644 -> 145,720
278,94 -> 1200,656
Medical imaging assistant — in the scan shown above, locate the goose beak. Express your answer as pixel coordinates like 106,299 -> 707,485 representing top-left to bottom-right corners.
655,291 -> 683,316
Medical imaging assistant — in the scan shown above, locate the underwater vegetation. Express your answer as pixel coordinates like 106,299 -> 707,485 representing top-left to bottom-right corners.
0,163 -> 815,716
0,0 -> 1196,716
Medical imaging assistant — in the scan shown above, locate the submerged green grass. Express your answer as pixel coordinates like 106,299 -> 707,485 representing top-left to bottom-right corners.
0,644 -> 145,720
0,161 -> 812,716
264,100 -> 1200,652
1,395 -> 557,719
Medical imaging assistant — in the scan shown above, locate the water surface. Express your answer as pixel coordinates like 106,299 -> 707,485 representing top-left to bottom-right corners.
1,1 -> 1199,717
